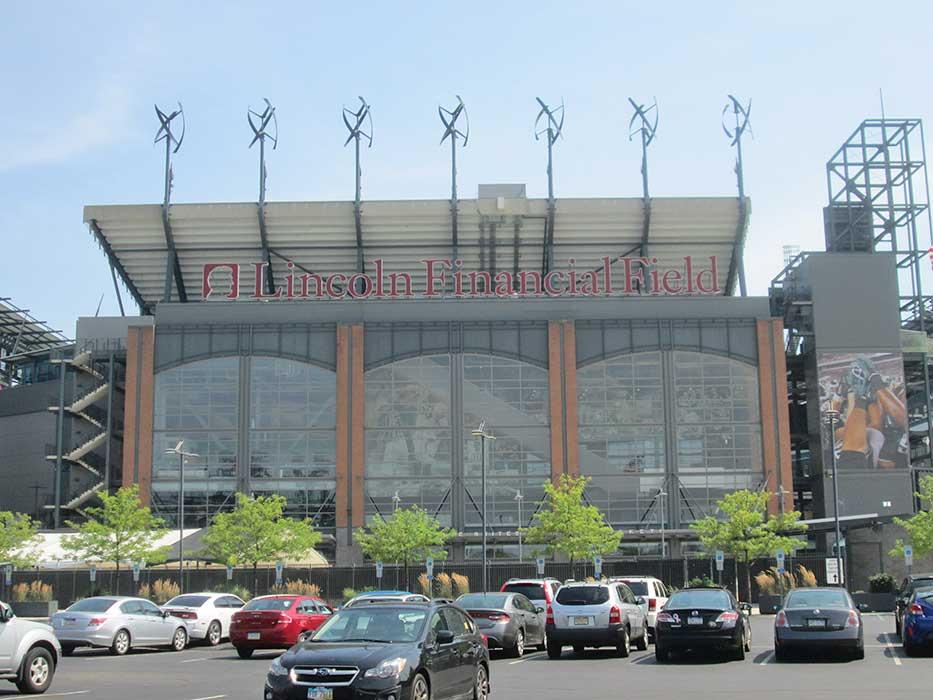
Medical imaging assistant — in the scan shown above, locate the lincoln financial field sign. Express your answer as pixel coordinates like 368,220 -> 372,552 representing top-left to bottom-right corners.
202,255 -> 722,301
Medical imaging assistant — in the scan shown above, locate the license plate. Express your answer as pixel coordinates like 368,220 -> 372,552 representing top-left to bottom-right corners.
807,619 -> 826,628
687,616 -> 703,625
573,616 -> 590,626
307,688 -> 333,700
247,632 -> 261,640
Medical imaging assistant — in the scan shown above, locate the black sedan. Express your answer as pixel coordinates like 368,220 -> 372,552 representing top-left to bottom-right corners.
654,587 -> 752,662
264,601 -> 489,700
774,587 -> 864,660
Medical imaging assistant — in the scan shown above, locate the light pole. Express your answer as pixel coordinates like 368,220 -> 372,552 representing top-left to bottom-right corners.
165,440 -> 199,593
823,409 -> 844,586
472,421 -> 496,592
658,489 -> 668,559
514,490 -> 524,562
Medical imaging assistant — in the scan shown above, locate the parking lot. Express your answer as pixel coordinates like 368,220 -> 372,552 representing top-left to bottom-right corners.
3,613 -> 931,700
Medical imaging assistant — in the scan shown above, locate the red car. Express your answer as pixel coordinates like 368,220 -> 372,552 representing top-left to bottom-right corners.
229,595 -> 332,658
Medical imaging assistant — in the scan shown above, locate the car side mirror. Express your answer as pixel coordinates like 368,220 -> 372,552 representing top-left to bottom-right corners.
857,603 -> 870,612
739,603 -> 752,614
436,630 -> 455,645
0,606 -> 10,623
162,611 -> 170,618
535,606 -> 545,614
298,631 -> 313,643
634,597 -> 645,606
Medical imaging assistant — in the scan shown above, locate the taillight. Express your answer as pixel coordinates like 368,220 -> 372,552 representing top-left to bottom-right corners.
908,603 -> 924,616
716,611 -> 739,629
487,613 -> 510,622
609,606 -> 621,624
87,617 -> 107,627
775,611 -> 789,628
648,598 -> 657,611
481,634 -> 488,647
170,611 -> 197,620
546,605 -> 554,625
278,615 -> 293,624
845,611 -> 859,628
656,611 -> 674,624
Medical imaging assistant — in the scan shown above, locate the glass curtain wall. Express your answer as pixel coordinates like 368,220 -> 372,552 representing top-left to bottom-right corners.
577,350 -> 762,530
151,356 -> 337,532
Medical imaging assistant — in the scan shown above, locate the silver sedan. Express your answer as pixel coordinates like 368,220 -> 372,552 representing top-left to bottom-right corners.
51,596 -> 190,656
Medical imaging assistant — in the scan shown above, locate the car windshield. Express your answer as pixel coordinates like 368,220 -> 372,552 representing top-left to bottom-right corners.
910,578 -> 933,592
501,583 -> 545,601
619,581 -> 649,595
311,608 -> 427,643
556,586 -> 609,605
68,598 -> 116,613
785,590 -> 851,609
166,595 -> 210,608
667,590 -> 732,611
243,598 -> 294,611
458,593 -> 510,609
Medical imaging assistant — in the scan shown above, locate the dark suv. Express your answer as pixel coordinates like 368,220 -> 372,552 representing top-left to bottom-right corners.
895,573 -> 933,637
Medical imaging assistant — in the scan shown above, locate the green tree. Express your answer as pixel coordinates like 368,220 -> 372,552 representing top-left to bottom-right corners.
62,486 -> 169,594
202,493 -> 322,595
891,474 -> 933,558
691,489 -> 807,602
523,475 -> 622,574
0,511 -> 41,568
354,506 -> 455,589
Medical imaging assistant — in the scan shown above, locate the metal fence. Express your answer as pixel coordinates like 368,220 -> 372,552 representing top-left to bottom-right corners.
1,554 -> 840,608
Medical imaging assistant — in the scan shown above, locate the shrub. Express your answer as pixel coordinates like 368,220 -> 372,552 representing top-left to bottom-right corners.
270,580 -> 322,597
11,581 -> 54,603
451,573 -> 470,596
754,571 -> 776,595
417,573 -> 431,597
868,572 -> 896,594
210,583 -> 252,602
341,586 -> 374,603
140,578 -> 180,604
755,568 -> 795,595
686,576 -> 715,588
435,572 -> 452,599
796,565 -> 817,587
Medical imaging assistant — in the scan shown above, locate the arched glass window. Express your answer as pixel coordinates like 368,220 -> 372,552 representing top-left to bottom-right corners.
364,356 -> 453,524
152,357 -> 240,527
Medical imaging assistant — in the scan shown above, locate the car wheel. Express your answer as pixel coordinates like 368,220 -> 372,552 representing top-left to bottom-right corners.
852,644 -> 865,660
634,625 -> 648,651
510,629 -> 525,658
473,664 -> 489,700
572,645 -> 584,655
895,615 -> 902,638
654,643 -> 668,662
235,646 -> 254,659
731,641 -> 745,661
774,645 -> 787,662
110,629 -> 130,656
15,647 -> 55,694
616,626 -> 630,658
546,640 -> 562,659
60,645 -> 75,657
904,639 -> 919,657
205,621 -> 222,646
537,632 -> 547,652
411,672 -> 430,700
744,629 -> 752,652
171,627 -> 188,651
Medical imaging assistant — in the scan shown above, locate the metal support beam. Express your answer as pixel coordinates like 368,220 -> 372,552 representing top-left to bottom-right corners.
629,98 -> 658,293
722,95 -> 752,296
535,98 -> 564,276
248,99 -> 278,296
154,104 -> 187,302
344,97 -> 373,293
440,97 -> 469,273
88,219 -> 148,313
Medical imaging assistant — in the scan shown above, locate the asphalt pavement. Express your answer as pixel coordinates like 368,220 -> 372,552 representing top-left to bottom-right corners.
2,614 -> 930,700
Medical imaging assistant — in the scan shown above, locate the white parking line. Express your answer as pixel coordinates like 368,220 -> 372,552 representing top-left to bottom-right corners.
758,651 -> 774,665
508,652 -> 544,665
180,657 -> 211,663
188,695 -> 227,700
884,633 -> 902,666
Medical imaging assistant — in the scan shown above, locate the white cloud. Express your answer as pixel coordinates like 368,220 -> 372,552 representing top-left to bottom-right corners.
0,82 -> 134,171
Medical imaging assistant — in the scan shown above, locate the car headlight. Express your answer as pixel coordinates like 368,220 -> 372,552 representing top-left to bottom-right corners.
268,657 -> 289,677
363,657 -> 407,679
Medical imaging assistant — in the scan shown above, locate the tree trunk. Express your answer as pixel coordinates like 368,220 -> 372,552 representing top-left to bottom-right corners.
743,553 -> 752,603
253,562 -> 259,598
114,561 -> 120,596
403,559 -> 409,591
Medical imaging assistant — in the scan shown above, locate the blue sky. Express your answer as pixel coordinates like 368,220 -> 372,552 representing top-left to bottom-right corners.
3,1 -> 931,334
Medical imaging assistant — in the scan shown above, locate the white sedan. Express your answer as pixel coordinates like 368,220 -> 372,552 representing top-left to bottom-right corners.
162,593 -> 246,646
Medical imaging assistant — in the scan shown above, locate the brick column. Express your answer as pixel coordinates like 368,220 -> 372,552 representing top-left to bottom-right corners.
123,324 -> 154,504
350,325 -> 365,529
562,320 -> 580,476
548,322 -> 566,480
335,326 -> 350,530
757,319 -> 793,516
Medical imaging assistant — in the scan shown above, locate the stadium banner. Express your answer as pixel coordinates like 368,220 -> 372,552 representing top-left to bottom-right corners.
817,352 -> 909,472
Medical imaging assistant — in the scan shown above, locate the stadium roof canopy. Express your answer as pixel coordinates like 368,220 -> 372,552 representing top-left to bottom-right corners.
84,195 -> 749,310
0,297 -> 71,357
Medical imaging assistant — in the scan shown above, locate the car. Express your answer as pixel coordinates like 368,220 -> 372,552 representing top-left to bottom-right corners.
901,585 -> 933,657
161,592 -> 246,646
264,601 -> 489,700
773,587 -> 864,661
611,576 -> 670,640
500,577 -> 561,636
230,594 -> 332,658
0,600 -> 61,694
456,592 -> 546,657
344,591 -> 432,607
546,581 -> 649,658
895,573 -> 933,637
50,596 -> 189,656
654,586 -> 751,662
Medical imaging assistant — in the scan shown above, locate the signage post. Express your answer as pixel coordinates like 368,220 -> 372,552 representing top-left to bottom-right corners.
132,562 -> 141,584
375,561 -> 384,584
89,566 -> 97,584
715,550 -> 724,585
825,557 -> 844,585
275,561 -> 284,586
536,556 -> 545,577
905,544 -> 914,576
775,549 -> 786,598
594,555 -> 603,580
226,565 -> 234,581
